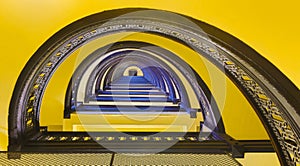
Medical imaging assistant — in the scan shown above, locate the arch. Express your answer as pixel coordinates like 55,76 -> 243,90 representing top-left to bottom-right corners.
8,8 -> 300,165
64,42 -> 203,118
123,66 -> 143,76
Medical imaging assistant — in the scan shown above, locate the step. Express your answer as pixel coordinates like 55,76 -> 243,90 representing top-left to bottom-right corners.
75,105 -> 181,112
112,76 -> 152,84
109,84 -> 156,87
91,96 -> 173,102
105,89 -> 161,92
98,91 -> 166,95
83,101 -> 178,106
63,112 -> 203,132
97,94 -> 168,98
105,87 -> 160,91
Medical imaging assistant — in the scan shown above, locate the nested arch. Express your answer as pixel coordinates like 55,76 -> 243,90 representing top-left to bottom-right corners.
64,41 -> 208,119
8,8 -> 300,165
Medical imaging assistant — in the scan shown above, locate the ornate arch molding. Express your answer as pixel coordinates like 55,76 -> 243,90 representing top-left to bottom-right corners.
8,8 -> 300,165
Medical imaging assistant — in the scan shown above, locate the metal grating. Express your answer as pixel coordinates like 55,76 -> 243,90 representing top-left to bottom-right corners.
0,152 -> 241,166
112,153 -> 241,166
0,153 -> 112,166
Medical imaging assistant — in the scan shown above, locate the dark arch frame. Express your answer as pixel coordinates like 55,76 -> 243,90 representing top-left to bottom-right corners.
8,8 -> 300,165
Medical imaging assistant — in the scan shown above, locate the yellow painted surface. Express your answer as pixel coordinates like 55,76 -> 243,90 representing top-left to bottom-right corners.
0,2 -> 298,165
236,153 -> 280,166
73,125 -> 188,132
63,113 -> 203,132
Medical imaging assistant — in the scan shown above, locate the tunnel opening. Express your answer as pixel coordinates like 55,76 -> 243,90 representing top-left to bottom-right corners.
127,68 -> 138,76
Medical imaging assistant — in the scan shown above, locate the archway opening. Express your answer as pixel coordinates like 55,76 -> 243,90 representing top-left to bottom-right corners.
7,8 -> 300,165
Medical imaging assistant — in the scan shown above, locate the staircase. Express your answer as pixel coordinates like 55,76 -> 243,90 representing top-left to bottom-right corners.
63,76 -> 203,132
77,76 -> 181,112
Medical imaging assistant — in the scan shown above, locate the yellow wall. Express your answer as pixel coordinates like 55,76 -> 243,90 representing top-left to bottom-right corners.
0,0 -> 299,152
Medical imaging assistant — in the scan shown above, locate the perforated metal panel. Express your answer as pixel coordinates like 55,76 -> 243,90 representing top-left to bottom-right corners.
0,153 -> 240,166
113,153 -> 241,166
0,153 -> 112,166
